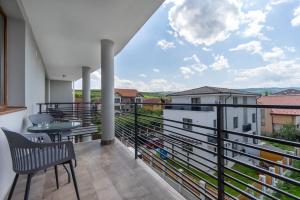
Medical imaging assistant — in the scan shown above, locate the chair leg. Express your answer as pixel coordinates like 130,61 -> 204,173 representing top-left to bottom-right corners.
24,174 -> 32,200
69,161 -> 80,200
54,165 -> 59,189
7,174 -> 19,200
62,164 -> 71,183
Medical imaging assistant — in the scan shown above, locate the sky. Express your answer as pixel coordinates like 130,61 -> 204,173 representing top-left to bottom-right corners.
75,0 -> 300,92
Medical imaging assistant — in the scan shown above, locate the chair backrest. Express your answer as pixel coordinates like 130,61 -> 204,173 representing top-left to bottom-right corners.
1,128 -> 33,173
28,113 -> 54,125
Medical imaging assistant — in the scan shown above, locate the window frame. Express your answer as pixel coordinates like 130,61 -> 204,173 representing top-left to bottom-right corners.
232,97 -> 238,105
191,97 -> 201,104
183,118 -> 193,131
233,117 -> 238,129
0,7 -> 7,110
252,113 -> 256,123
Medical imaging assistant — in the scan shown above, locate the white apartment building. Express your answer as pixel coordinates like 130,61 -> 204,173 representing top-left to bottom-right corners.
163,86 -> 261,173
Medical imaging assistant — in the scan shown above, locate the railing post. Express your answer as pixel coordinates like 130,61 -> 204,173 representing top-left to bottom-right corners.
39,104 -> 42,114
217,104 -> 225,200
134,103 -> 138,159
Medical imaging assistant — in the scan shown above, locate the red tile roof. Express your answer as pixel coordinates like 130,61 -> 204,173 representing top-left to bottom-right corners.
115,89 -> 140,97
258,95 -> 300,116
143,98 -> 161,103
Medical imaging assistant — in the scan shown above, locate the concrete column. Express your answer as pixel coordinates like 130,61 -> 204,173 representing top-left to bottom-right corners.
101,39 -> 115,145
82,66 -> 91,127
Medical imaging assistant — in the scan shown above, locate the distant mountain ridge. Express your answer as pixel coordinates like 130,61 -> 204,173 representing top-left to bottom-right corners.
238,87 -> 300,95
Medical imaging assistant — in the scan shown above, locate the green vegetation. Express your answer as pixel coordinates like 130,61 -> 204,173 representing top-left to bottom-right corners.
274,160 -> 300,199
75,89 -> 101,102
75,90 -> 166,101
272,124 -> 300,142
265,141 -> 295,152
166,158 -> 258,197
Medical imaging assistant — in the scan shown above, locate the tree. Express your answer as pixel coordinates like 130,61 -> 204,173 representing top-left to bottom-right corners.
276,124 -> 300,141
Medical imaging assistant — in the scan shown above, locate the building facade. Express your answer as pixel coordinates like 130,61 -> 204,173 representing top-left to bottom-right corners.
163,86 -> 261,172
114,89 -> 143,112
258,95 -> 300,135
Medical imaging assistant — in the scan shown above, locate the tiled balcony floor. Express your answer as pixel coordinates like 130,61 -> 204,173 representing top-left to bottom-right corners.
11,140 -> 185,200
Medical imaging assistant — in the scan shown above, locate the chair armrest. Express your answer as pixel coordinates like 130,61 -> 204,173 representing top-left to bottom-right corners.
24,132 -> 52,143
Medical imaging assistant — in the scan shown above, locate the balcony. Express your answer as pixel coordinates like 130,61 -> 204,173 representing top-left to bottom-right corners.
8,102 -> 300,200
164,105 -> 214,112
10,140 -> 185,200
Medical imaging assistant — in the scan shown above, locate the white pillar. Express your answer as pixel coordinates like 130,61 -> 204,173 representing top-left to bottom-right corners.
101,39 -> 115,145
82,66 -> 91,128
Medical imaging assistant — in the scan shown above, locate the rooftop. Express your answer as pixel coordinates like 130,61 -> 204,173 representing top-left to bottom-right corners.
258,95 -> 300,115
10,140 -> 185,200
115,89 -> 141,98
168,86 -> 258,97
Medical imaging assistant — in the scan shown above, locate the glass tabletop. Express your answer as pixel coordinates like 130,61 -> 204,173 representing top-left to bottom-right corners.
27,121 -> 81,133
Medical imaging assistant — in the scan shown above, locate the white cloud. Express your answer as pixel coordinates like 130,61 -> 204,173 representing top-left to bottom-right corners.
179,67 -> 195,79
229,40 -> 262,54
180,54 -> 208,78
291,5 -> 300,27
115,76 -> 186,92
157,39 -> 176,50
230,41 -> 285,62
139,74 -> 147,78
202,47 -> 212,52
284,46 -> 296,53
241,10 -> 267,39
210,55 -> 230,70
232,59 -> 300,88
168,0 -> 241,46
261,47 -> 285,61
183,54 -> 200,63
153,68 -> 160,73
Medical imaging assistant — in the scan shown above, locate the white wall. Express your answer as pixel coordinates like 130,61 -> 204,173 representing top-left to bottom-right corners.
0,2 -> 46,198
0,110 -> 27,200
25,25 -> 46,115
50,80 -> 73,102
163,94 -> 261,171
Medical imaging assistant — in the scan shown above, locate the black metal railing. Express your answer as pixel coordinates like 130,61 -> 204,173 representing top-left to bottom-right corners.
37,102 -> 102,142
115,102 -> 300,200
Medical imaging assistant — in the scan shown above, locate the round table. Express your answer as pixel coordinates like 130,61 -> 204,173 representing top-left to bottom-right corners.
27,121 -> 81,141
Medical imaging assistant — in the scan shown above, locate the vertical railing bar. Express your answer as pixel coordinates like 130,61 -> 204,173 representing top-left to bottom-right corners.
217,104 -> 225,200
134,103 -> 138,159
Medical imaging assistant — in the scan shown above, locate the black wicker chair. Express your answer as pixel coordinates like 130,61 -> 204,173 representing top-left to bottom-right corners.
2,128 -> 80,200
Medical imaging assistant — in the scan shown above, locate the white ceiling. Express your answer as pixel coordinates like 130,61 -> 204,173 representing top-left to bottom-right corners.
20,0 -> 164,81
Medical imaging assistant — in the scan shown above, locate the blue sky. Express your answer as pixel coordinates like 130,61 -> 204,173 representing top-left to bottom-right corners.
75,0 -> 300,91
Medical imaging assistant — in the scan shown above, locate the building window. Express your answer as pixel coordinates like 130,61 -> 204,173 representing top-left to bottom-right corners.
0,9 -> 6,109
213,119 -> 217,134
136,98 -> 142,103
233,117 -> 238,129
191,97 -> 201,104
252,113 -> 256,123
114,98 -> 121,103
208,134 -> 217,144
233,97 -> 238,104
183,118 -> 193,131
243,136 -> 248,143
